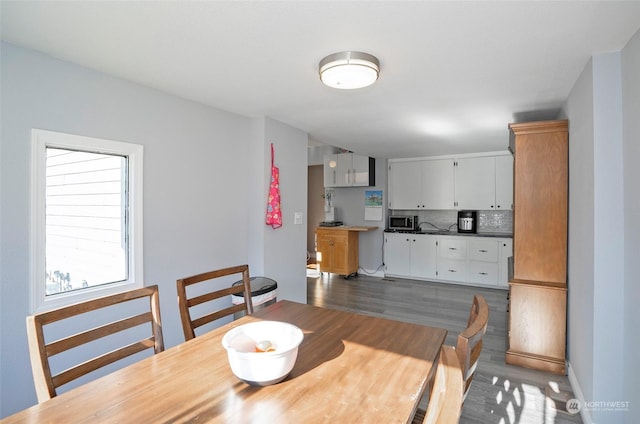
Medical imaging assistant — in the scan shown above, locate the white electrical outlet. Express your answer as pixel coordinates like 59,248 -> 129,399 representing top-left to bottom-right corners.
294,212 -> 303,225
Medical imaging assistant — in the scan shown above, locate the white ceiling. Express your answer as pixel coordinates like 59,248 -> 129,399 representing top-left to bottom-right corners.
2,1 -> 640,159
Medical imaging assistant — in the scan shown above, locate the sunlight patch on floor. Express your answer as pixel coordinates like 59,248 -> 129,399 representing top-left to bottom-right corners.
491,376 -> 561,424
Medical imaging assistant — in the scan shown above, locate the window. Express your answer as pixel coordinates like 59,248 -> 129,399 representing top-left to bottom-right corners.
31,130 -> 143,312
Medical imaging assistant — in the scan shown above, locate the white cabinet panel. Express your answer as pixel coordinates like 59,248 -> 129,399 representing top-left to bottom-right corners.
410,235 -> 437,279
438,259 -> 467,282
468,239 -> 499,262
468,261 -> 499,285
421,159 -> 455,209
438,237 -> 466,260
336,153 -> 353,186
388,161 -> 422,209
352,154 -> 372,186
495,155 -> 514,210
384,233 -> 411,276
384,233 -> 437,279
323,154 -> 338,187
455,157 -> 495,210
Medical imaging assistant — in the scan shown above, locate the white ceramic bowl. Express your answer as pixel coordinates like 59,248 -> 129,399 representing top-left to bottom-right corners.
221,321 -> 304,386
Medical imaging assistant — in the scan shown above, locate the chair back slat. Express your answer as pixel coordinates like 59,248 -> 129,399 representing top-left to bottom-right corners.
26,285 -> 164,403
187,284 -> 248,308
455,295 -> 489,400
45,312 -> 153,356
423,345 -> 463,424
177,264 -> 254,341
52,338 -> 157,388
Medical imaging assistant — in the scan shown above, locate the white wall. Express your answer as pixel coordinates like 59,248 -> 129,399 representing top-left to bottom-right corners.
622,29 -> 640,424
248,117 -> 308,304
563,57 -> 596,410
0,43 -> 308,417
563,31 -> 639,422
591,52 -> 625,420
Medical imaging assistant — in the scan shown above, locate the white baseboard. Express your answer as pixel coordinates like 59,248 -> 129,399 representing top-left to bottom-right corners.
567,361 -> 593,424
359,269 -> 385,278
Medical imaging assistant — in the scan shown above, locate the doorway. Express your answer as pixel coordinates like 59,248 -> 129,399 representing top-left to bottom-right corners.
307,165 -> 324,268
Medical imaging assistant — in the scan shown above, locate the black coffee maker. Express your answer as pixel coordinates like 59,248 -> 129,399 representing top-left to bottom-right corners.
457,210 -> 477,233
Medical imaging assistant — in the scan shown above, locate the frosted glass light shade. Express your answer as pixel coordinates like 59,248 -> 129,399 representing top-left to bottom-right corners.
319,51 -> 380,90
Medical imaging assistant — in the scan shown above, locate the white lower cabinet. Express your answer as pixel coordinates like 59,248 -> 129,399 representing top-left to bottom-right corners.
384,233 -> 437,279
436,237 -> 467,282
384,234 -> 512,289
437,259 -> 467,282
467,261 -> 499,285
467,239 -> 500,285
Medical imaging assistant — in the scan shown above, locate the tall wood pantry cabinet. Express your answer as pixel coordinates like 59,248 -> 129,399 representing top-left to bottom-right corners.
506,120 -> 568,375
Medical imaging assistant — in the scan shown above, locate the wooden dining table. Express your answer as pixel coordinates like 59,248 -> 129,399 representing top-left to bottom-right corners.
3,300 -> 447,423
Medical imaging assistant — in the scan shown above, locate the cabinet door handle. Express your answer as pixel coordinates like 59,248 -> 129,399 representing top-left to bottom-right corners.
448,269 -> 457,273
479,272 -> 488,275
479,249 -> 488,253
449,247 -> 457,250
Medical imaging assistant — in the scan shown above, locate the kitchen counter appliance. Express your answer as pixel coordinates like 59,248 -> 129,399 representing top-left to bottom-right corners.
457,210 -> 477,233
388,215 -> 418,232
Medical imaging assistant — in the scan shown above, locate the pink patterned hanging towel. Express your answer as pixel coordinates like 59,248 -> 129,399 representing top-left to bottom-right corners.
265,143 -> 282,229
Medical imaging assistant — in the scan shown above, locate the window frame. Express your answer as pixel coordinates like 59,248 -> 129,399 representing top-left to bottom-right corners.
31,129 -> 144,312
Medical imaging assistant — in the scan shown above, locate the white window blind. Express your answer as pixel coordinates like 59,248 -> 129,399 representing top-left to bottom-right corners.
45,148 -> 128,295
31,129 -> 143,312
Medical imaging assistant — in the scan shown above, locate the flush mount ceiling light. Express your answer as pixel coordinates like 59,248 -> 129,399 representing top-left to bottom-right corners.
319,51 -> 380,90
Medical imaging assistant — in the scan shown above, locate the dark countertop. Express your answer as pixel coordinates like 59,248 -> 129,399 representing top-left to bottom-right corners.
384,229 -> 512,238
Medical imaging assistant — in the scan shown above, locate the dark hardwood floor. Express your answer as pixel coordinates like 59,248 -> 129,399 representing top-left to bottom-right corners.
306,271 -> 583,424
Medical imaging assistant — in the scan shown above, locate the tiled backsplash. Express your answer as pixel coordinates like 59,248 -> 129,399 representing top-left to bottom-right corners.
391,209 -> 513,234
478,210 -> 513,233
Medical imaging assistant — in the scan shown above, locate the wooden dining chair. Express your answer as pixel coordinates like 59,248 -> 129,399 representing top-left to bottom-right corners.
176,264 -> 254,341
421,345 -> 464,424
456,294 -> 489,401
26,285 -> 164,403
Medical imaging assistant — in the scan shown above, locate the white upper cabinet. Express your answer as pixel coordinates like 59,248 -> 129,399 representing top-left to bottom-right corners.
495,154 -> 514,210
388,161 -> 422,209
324,153 -> 375,187
351,154 -> 374,186
388,159 -> 454,209
389,152 -> 512,211
324,154 -> 339,187
454,155 -> 513,210
454,157 -> 496,210
422,159 -> 455,209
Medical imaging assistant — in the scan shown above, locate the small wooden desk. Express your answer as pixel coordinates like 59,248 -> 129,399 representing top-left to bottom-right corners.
3,300 -> 446,423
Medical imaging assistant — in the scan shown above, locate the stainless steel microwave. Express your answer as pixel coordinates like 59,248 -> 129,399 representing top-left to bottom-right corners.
388,215 -> 418,231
